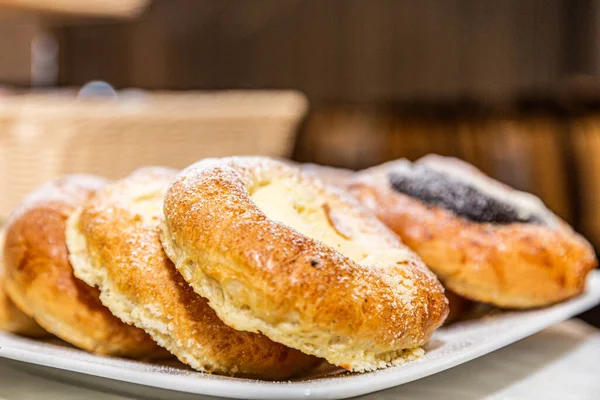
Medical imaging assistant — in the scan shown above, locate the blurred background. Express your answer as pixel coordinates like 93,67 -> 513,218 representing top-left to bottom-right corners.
1,0 -> 599,323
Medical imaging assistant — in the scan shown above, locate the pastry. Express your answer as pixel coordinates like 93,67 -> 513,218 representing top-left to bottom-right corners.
0,228 -> 46,336
160,157 -> 448,372
348,155 -> 597,308
66,167 -> 319,379
3,176 -> 163,356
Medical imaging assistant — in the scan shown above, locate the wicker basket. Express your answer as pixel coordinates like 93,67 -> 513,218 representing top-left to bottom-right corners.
0,0 -> 149,17
0,90 -> 307,220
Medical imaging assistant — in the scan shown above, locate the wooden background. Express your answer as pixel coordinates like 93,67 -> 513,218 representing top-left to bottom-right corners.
2,0 -> 600,323
2,0 -> 600,244
57,0 -> 569,102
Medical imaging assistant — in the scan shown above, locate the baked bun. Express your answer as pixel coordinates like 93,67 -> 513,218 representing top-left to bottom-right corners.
66,167 -> 319,379
348,155 -> 597,308
3,176 -> 163,356
0,228 -> 46,336
160,156 -> 448,372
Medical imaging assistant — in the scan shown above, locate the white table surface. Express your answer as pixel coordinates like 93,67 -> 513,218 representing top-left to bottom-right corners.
0,319 -> 598,400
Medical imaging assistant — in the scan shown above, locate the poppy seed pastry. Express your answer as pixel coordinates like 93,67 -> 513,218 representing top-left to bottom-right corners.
66,167 -> 319,379
3,176 -> 163,356
160,156 -> 448,372
349,155 -> 597,308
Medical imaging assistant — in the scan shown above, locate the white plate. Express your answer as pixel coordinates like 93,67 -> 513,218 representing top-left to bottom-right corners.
1,271 -> 600,400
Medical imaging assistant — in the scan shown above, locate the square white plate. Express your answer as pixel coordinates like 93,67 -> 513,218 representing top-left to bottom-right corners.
1,271 -> 599,400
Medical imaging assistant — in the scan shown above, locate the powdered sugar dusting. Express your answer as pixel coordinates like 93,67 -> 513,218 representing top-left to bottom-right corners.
69,166 -> 316,378
163,156 -> 447,371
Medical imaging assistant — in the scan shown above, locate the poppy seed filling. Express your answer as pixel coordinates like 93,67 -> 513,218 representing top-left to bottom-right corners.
388,168 -> 544,225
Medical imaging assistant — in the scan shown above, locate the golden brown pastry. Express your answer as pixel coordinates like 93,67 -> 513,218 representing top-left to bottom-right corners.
160,156 -> 448,372
348,155 -> 597,308
3,176 -> 164,357
66,167 -> 319,379
0,228 -> 46,336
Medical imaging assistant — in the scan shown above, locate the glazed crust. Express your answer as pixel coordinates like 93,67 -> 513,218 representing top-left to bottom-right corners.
348,161 -> 597,309
161,157 -> 448,371
3,176 -> 164,356
0,228 -> 46,336
66,167 -> 319,380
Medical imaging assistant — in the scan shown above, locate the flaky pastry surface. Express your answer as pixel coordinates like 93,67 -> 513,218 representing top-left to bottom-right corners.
161,157 -> 448,371
67,167 -> 318,379
3,176 -> 161,356
349,156 -> 597,308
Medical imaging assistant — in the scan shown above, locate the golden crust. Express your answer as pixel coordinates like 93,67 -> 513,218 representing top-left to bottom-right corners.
3,176 -> 164,356
161,157 -> 448,372
0,228 -> 46,336
66,167 -> 319,380
348,159 -> 598,308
